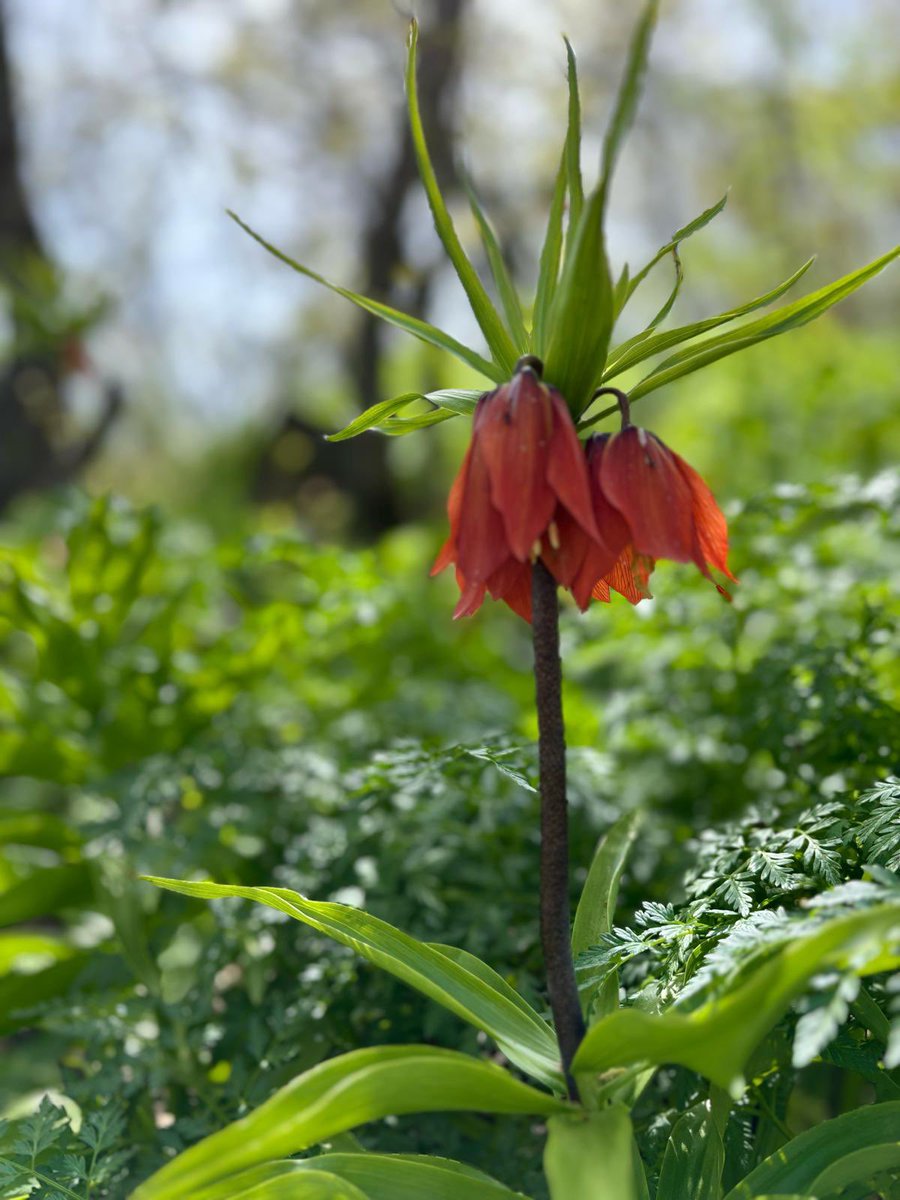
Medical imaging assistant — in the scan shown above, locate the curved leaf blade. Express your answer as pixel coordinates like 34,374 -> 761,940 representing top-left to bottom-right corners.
298,1152 -> 533,1200
621,191 -> 729,309
406,21 -> 518,374
462,173 -> 528,351
228,211 -> 503,383
326,389 -> 481,441
143,876 -> 562,1088
572,811 -> 643,1020
627,245 -> 900,402
602,256 -> 815,384
598,0 -> 659,216
130,1045 -> 566,1200
655,1103 -> 724,1200
722,1102 -> 900,1198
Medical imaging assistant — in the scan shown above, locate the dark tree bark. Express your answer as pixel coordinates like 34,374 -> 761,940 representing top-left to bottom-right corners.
0,0 -> 120,515
256,0 -> 469,538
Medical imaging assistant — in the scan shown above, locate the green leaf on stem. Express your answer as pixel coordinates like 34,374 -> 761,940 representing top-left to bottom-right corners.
542,185 -> 614,416
143,876 -> 563,1088
626,245 -> 900,402
601,255 -> 815,385
189,1155 -> 529,1200
621,191 -> 729,309
572,811 -> 642,1019
228,211 -> 503,383
572,900 -> 900,1094
130,1044 -> 566,1200
721,1102 -> 900,1198
563,39 -> 584,247
462,174 -> 529,351
597,0 -> 660,217
326,389 -> 481,441
532,123 -> 571,356
545,1108 -> 641,1200
655,1103 -> 725,1200
406,21 -> 518,375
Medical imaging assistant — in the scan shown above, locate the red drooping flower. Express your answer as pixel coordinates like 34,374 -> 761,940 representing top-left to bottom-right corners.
432,363 -> 605,621
586,420 -> 736,598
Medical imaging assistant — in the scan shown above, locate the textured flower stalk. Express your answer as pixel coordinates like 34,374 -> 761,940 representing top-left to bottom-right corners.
532,560 -> 585,1099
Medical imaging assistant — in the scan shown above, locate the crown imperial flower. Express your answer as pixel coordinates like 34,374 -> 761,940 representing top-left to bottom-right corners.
431,360 -> 603,621
586,392 -> 736,597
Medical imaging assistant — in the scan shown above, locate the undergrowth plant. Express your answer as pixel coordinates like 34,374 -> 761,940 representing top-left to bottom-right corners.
1,3 -> 899,1198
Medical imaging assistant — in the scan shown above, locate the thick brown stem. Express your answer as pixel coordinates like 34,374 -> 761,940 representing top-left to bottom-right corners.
531,560 -> 585,1099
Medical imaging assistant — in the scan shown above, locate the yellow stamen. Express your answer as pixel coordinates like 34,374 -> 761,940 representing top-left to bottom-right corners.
548,521 -> 560,550
531,539 -> 542,561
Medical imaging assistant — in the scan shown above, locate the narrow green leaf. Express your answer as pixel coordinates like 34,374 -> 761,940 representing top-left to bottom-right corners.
721,1102 -> 900,1198
572,811 -> 643,1020
532,149 -> 569,354
462,173 -> 529,350
655,1103 -> 725,1200
623,192 -> 729,305
542,186 -> 614,416
327,389 -> 481,441
130,1046 -> 565,1200
627,245 -> 900,402
326,394 -> 424,442
143,876 -> 562,1088
598,0 -> 660,216
545,1108 -> 638,1200
228,211 -> 503,383
406,21 -> 518,374
602,256 -> 815,384
573,812 -> 643,958
563,39 -> 584,242
612,263 -> 631,320
573,901 -> 900,1094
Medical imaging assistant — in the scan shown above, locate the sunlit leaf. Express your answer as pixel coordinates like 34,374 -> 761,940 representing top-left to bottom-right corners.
622,191 -> 729,307
130,1045 -> 566,1200
143,876 -> 562,1088
572,901 -> 900,1094
563,39 -> 584,245
545,1108 -> 640,1200
721,1102 -> 900,1198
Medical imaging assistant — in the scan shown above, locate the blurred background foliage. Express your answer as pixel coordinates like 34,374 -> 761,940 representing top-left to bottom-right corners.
0,0 -> 898,1195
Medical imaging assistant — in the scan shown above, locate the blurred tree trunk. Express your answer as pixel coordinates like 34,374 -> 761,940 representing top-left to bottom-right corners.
257,0 -> 469,538
0,0 -> 120,515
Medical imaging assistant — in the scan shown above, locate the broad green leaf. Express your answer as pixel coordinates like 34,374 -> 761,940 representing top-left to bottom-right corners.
545,1107 -> 639,1200
563,39 -> 584,244
406,22 -> 518,374
572,901 -> 900,1094
463,173 -> 528,351
597,0 -> 659,216
572,811 -> 642,1019
542,185 -> 614,416
656,1103 -> 724,1200
601,256 -> 815,384
301,1153 -> 531,1200
228,212 -> 503,383
143,876 -> 562,1088
622,192 -> 729,306
192,1155 -> 530,1200
809,1143 -> 900,1195
722,1102 -> 900,1198
328,389 -> 482,441
627,245 -> 900,402
130,1045 -> 566,1200
232,1172 -> 369,1200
